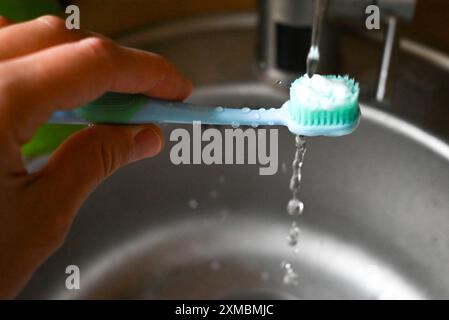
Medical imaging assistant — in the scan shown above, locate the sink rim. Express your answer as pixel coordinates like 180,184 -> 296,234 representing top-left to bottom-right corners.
360,104 -> 449,161
117,12 -> 449,77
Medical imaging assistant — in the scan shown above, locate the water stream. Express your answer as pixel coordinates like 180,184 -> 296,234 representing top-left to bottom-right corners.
282,135 -> 307,285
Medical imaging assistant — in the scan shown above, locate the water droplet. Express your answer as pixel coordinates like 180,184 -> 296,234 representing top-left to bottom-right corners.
231,121 -> 240,129
295,135 -> 306,149
292,158 -> 303,168
210,260 -> 221,271
251,123 -> 259,128
281,162 -> 288,173
219,209 -> 229,223
287,199 -> 304,216
284,272 -> 299,286
209,190 -> 219,199
289,136 -> 307,194
242,107 -> 250,113
281,260 -> 299,286
259,108 -> 266,113
276,80 -> 283,85
289,174 -> 302,192
188,199 -> 198,209
287,222 -> 301,246
215,106 -> 224,112
260,272 -> 270,281
254,113 -> 261,120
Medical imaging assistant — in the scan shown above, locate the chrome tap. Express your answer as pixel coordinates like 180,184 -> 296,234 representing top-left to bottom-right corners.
258,0 -> 317,83
258,0 -> 416,100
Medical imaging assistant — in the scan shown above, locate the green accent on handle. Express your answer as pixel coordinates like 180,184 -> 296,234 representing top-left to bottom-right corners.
0,0 -> 61,21
22,124 -> 86,158
24,93 -> 147,158
75,92 -> 148,123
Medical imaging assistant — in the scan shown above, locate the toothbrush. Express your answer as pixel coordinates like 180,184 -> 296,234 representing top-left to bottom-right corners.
24,74 -> 360,157
49,75 -> 360,137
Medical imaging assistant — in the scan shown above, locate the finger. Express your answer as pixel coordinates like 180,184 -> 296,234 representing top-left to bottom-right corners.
0,15 -> 91,61
29,124 -> 163,224
0,16 -> 14,28
0,36 -> 192,146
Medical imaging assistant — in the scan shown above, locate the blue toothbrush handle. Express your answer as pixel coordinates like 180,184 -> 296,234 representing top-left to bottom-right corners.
49,92 -> 288,128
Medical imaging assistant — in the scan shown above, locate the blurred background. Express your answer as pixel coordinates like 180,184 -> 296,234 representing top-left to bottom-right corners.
54,0 -> 446,53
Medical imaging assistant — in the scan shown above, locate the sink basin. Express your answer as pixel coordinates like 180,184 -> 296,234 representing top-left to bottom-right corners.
20,14 -> 449,300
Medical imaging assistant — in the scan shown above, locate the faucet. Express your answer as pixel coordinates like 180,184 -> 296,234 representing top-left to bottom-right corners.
258,0 -> 416,102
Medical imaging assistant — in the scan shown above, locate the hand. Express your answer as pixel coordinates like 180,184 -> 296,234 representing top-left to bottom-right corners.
0,15 -> 192,299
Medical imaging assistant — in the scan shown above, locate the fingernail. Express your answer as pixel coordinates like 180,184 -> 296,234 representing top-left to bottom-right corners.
131,125 -> 164,162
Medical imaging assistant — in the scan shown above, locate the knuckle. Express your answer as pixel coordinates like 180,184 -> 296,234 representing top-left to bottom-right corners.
154,53 -> 168,65
156,54 -> 170,72
148,52 -> 170,72
80,37 -> 115,59
150,54 -> 171,86
96,131 -> 129,179
99,141 -> 117,178
37,15 -> 66,29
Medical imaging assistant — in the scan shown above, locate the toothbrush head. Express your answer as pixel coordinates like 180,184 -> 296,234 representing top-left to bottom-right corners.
285,74 -> 360,136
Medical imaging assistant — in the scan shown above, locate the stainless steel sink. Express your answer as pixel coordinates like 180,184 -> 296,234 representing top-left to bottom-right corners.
20,14 -> 449,299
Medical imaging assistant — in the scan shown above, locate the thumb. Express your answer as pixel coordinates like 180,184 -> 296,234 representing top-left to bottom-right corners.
33,124 -> 163,215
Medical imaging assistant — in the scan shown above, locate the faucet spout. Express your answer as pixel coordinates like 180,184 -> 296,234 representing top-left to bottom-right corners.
306,0 -> 328,78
